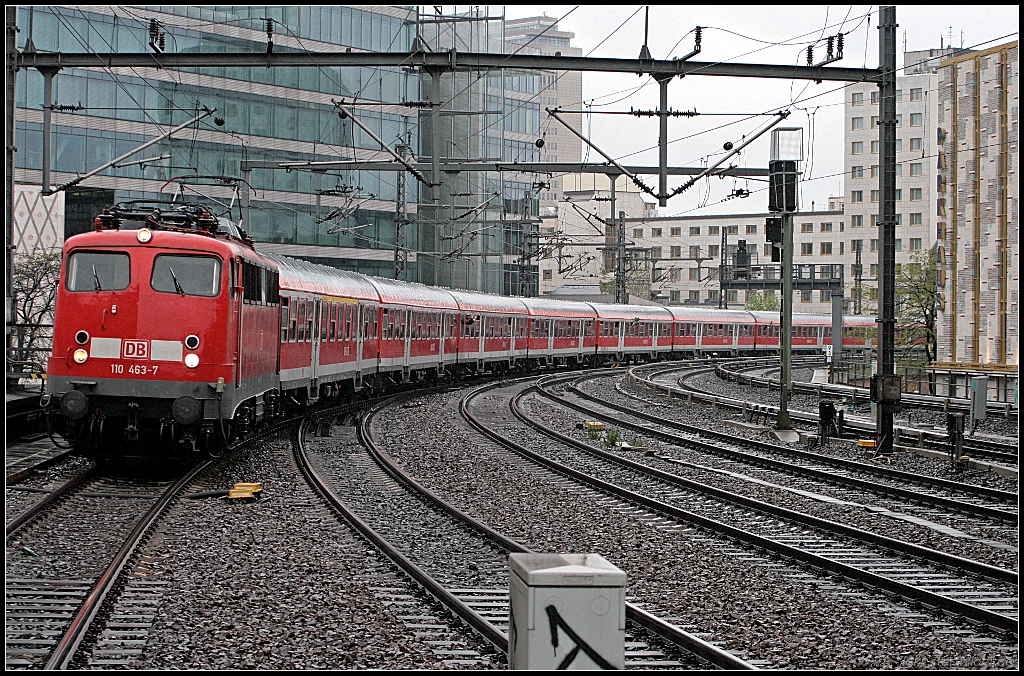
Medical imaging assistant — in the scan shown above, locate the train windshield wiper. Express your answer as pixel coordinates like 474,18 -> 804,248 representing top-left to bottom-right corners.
91,265 -> 103,291
167,266 -> 186,296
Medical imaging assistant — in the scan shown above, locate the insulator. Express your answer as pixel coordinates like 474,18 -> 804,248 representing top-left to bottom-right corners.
807,45 -> 813,66
694,26 -> 702,48
837,32 -> 844,56
827,36 -> 834,60
149,18 -> 159,42
266,18 -> 274,39
158,33 -> 166,51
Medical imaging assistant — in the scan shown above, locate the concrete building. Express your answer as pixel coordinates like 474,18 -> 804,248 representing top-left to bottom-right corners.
843,49 -> 955,310
936,41 -> 1019,366
504,15 -> 583,207
622,209 -> 849,313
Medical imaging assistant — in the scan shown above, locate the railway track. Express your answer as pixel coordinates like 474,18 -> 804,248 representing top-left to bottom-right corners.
5,437 -> 75,486
711,361 -> 1019,467
550,373 -> 1018,527
460,378 -> 1018,638
295,390 -> 754,669
4,410 -> 306,670
643,360 -> 1017,467
5,462 -> 209,669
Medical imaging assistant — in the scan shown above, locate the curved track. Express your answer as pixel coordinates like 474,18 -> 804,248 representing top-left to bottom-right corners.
552,372 -> 1018,525
641,359 -> 1017,466
295,391 -> 754,669
460,378 -> 1017,637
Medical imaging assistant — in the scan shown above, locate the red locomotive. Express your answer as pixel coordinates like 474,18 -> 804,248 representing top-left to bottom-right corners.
44,204 -> 876,457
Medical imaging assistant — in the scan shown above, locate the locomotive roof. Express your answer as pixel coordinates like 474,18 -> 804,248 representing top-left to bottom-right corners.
267,254 -> 379,300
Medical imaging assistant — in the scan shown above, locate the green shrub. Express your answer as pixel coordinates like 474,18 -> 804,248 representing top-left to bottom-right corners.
605,428 -> 620,446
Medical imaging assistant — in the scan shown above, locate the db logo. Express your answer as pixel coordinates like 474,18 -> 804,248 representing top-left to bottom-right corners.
122,340 -> 149,359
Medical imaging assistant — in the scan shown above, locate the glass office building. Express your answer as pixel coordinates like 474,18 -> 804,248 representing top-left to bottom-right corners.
14,5 -> 539,293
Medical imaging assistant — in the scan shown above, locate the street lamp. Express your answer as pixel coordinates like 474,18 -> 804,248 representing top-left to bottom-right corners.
769,127 -> 802,434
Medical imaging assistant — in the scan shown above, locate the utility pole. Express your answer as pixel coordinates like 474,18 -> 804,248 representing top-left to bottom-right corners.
853,243 -> 863,314
769,127 -> 803,432
873,6 -> 901,455
616,210 -> 628,304
778,209 -> 794,428
394,140 -> 409,281
718,224 -> 728,308
517,186 -> 535,297
6,7 -> 17,359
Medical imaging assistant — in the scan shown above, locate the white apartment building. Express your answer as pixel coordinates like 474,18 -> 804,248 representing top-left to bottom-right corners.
623,209 -> 848,313
844,50 -> 948,298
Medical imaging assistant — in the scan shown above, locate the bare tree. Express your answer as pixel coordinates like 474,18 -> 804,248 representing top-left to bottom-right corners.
11,249 -> 62,370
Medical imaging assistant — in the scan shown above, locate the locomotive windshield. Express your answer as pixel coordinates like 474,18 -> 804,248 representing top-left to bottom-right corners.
150,254 -> 221,297
66,251 -> 130,292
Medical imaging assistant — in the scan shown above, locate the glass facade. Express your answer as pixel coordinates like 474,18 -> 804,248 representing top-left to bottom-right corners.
15,5 -> 541,294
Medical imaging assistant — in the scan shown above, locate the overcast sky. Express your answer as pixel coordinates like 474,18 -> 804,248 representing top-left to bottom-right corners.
499,5 -> 1019,217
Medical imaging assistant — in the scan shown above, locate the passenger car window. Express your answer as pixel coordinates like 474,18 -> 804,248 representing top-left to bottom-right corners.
151,254 -> 221,297
66,251 -> 130,291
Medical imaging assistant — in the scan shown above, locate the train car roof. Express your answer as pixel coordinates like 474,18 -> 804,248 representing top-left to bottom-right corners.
363,276 -> 459,309
748,311 -> 877,325
843,315 -> 877,325
521,297 -> 595,318
447,289 -> 530,314
665,307 -> 755,322
591,304 -> 675,321
268,254 -> 379,301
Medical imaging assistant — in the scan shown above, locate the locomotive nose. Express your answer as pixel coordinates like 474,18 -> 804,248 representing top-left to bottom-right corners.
60,390 -> 90,420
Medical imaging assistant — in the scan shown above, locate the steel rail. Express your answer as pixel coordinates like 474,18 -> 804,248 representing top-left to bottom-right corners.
521,382 -> 1016,584
44,460 -> 212,669
294,410 -> 510,654
5,467 -> 97,539
357,385 -> 756,670
670,360 -> 1018,465
549,375 -> 1017,522
5,446 -> 75,485
560,375 -> 1019,519
713,358 -> 1018,419
460,381 -> 1018,634
597,370 -> 1018,506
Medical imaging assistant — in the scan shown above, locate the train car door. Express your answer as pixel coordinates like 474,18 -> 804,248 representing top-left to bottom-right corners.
403,308 -> 411,378
437,312 -> 446,373
310,298 -> 322,391
576,319 -> 584,362
355,303 -> 364,387
505,317 -> 514,363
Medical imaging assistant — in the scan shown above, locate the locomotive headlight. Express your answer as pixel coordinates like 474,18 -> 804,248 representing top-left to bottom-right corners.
137,228 -> 153,243
184,353 -> 200,368
73,349 -> 89,364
